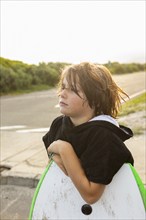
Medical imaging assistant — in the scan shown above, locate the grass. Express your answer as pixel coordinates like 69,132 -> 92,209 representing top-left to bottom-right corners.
0,84 -> 53,96
119,93 -> 146,117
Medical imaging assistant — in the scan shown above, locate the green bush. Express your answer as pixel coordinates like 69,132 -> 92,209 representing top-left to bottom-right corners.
105,62 -> 145,74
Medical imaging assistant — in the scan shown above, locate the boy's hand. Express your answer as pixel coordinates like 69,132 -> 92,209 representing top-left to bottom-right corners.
47,140 -> 71,176
52,154 -> 68,176
47,140 -> 71,155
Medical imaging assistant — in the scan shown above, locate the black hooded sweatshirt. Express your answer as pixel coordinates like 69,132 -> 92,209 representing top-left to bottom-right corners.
43,115 -> 134,185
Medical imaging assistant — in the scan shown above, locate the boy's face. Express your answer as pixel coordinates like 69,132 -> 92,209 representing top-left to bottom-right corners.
59,77 -> 94,125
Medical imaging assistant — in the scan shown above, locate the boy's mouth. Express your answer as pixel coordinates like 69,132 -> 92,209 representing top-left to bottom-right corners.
59,101 -> 68,106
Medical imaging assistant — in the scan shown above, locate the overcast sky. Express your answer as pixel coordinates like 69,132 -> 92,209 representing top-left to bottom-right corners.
1,0 -> 145,65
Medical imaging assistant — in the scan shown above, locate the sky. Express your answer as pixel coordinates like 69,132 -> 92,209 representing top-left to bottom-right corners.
1,0 -> 145,65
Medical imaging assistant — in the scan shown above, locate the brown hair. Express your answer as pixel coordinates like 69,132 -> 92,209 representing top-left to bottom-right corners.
58,62 -> 128,118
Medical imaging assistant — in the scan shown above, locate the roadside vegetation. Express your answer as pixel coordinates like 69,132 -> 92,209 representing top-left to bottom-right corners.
0,57 -> 68,95
0,57 -> 145,95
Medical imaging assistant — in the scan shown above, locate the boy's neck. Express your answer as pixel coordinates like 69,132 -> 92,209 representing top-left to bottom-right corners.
70,113 -> 95,126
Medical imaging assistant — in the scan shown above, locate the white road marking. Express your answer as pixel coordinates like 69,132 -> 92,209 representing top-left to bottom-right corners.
128,89 -> 146,99
55,104 -> 59,108
121,89 -> 146,103
16,127 -> 50,133
0,125 -> 49,133
0,125 -> 26,130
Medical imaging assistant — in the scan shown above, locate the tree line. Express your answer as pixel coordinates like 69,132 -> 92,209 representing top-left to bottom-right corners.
0,57 -> 145,94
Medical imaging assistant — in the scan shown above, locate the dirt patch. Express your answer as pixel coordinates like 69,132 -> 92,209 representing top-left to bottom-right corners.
118,110 -> 146,135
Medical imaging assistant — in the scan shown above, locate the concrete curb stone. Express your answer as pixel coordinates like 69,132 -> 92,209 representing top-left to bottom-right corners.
0,171 -> 40,188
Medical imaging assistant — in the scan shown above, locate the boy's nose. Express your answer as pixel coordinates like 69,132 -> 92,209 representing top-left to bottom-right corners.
60,89 -> 67,98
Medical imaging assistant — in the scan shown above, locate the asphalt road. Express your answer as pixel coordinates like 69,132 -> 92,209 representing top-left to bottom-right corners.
0,88 -> 60,128
0,71 -> 145,220
0,185 -> 34,220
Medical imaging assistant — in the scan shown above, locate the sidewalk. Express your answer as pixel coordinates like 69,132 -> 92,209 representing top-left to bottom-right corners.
0,130 -> 48,188
0,129 -> 145,187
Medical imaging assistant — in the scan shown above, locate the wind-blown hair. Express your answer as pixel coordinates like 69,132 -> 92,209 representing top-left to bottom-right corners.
58,62 -> 129,118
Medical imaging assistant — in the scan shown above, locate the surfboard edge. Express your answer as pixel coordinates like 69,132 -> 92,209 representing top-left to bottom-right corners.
128,163 -> 146,210
28,160 -> 53,220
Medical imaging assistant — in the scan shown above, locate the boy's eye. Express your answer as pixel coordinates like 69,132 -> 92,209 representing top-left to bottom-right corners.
71,87 -> 75,92
71,87 -> 80,93
61,84 -> 66,90
71,85 -> 81,93
61,84 -> 80,94
61,84 -> 74,91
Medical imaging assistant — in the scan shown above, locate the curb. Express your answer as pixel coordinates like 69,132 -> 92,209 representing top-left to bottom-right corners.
0,170 -> 41,188
122,89 -> 146,103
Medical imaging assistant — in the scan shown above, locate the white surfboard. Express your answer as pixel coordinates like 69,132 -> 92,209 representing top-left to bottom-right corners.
29,162 -> 146,220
